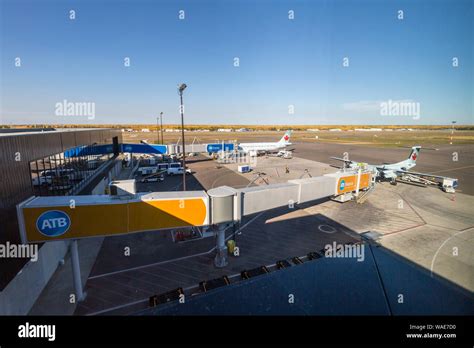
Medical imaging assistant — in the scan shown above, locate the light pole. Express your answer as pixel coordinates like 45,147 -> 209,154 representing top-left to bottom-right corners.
156,115 -> 160,144
160,112 -> 164,144
451,120 -> 456,145
178,83 -> 187,191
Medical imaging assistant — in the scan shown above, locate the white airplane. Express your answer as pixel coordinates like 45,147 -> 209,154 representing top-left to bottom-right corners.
331,146 -> 421,183
238,130 -> 292,156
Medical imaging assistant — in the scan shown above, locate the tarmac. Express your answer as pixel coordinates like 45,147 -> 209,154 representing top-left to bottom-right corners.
72,156 -> 358,315
28,146 -> 474,315
224,153 -> 474,293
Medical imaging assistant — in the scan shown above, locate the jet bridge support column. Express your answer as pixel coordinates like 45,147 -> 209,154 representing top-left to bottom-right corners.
70,240 -> 85,302
356,167 -> 362,197
207,187 -> 237,268
214,225 -> 228,268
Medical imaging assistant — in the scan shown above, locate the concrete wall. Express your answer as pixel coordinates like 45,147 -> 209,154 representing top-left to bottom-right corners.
0,159 -> 123,315
0,240 -> 70,315
91,160 -> 121,195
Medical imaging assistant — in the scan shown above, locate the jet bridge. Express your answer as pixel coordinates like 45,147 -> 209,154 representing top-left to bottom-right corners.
17,168 -> 375,244
64,142 -> 236,158
16,167 -> 374,300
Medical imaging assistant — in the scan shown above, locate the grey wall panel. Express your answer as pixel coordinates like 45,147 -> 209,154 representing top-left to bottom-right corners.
239,183 -> 299,216
288,176 -> 336,203
73,131 -> 91,148
90,130 -> 104,145
173,144 -> 208,154
60,132 -> 77,150
186,144 -> 207,153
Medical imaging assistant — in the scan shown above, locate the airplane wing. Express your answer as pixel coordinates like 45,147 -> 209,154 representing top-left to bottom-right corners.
380,169 -> 397,179
330,157 -> 355,164
396,169 -> 457,180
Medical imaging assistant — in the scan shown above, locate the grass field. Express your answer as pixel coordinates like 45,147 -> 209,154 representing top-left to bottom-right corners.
293,130 -> 474,147
3,124 -> 473,147
121,130 -> 474,148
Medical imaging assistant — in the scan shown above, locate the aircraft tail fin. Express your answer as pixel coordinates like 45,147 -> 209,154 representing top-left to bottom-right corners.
278,130 -> 292,144
407,146 -> 421,165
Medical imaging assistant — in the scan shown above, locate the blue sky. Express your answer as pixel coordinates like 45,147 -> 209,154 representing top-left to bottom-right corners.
0,0 -> 472,125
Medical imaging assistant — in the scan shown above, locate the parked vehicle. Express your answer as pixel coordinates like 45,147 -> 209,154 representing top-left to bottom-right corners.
167,167 -> 192,176
140,172 -> 165,183
238,165 -> 251,173
138,166 -> 158,176
33,169 -> 74,186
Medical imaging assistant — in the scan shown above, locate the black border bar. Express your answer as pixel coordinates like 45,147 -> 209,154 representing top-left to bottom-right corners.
0,316 -> 472,345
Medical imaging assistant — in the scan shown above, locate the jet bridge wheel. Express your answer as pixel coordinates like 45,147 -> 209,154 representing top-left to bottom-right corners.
390,179 -> 397,186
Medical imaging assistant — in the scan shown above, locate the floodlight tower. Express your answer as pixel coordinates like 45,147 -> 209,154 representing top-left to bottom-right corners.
156,115 -> 160,144
160,112 -> 164,144
178,83 -> 187,191
450,120 -> 456,145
